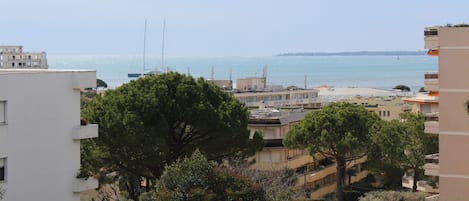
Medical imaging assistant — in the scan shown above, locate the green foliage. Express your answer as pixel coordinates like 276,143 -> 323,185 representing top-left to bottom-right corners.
370,113 -> 438,191
465,99 -> 469,115
139,191 -> 157,201
419,87 -> 426,92
284,102 -> 380,201
284,102 -> 379,160
97,78 -> 108,88
154,150 -> 266,201
228,160 -> 308,201
81,72 -> 263,199
359,190 -> 429,201
393,85 -> 411,92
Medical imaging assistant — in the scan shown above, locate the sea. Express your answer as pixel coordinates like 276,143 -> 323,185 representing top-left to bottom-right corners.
48,55 -> 438,91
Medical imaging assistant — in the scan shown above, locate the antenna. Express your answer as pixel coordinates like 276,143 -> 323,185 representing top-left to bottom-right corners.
304,75 -> 307,89
161,19 -> 166,73
262,65 -> 267,88
229,67 -> 232,81
143,18 -> 147,76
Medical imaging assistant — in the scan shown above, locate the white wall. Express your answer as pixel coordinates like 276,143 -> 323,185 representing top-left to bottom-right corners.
0,70 -> 96,201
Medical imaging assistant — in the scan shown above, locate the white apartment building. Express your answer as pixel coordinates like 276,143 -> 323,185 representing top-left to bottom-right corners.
0,69 -> 98,201
0,46 -> 48,69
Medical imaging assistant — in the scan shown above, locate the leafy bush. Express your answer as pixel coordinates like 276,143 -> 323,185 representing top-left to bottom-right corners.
393,85 -> 410,92
154,150 -> 266,201
359,190 -> 429,201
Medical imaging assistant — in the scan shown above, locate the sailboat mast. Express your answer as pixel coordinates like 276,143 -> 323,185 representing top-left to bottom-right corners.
161,20 -> 166,72
143,19 -> 147,76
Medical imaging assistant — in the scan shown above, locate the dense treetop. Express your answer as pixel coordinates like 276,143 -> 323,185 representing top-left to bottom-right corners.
80,72 -> 263,200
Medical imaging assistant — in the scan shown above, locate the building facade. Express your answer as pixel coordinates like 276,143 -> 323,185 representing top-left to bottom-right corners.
236,77 -> 266,91
421,26 -> 469,200
0,46 -> 48,69
0,69 -> 98,201
234,89 -> 322,109
248,108 -> 368,200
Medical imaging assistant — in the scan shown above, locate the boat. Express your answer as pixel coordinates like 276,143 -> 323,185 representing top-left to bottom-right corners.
128,19 -> 165,78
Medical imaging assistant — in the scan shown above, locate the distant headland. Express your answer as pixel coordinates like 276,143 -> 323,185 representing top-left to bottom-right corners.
276,51 -> 426,56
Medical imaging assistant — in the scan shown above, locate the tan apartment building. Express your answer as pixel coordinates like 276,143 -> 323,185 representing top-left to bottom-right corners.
346,96 -> 412,121
248,108 -> 368,200
420,25 -> 469,200
236,77 -> 266,91
234,89 -> 322,109
0,46 -> 48,69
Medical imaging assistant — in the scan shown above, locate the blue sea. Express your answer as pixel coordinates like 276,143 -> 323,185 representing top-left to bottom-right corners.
48,55 -> 438,91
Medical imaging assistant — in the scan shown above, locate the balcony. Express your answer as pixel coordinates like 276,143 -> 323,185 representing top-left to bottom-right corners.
72,124 -> 99,140
402,174 -> 439,193
424,121 -> 439,135
423,112 -> 439,134
72,71 -> 97,89
424,73 -> 439,92
286,153 -> 314,169
424,153 -> 439,176
424,27 -> 439,49
72,177 -> 98,193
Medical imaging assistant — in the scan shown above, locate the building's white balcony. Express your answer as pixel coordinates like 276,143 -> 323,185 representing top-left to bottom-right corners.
72,124 -> 98,140
424,163 -> 440,176
72,177 -> 98,193
424,153 -> 439,176
424,121 -> 439,135
402,175 -> 439,193
424,27 -> 439,49
424,73 -> 439,92
72,71 -> 97,89
424,36 -> 439,50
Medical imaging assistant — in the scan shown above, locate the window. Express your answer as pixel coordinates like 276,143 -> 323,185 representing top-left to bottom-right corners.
0,158 -> 5,181
0,101 -> 5,124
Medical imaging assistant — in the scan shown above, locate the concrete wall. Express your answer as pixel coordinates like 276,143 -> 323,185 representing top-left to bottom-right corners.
435,27 -> 469,201
0,70 -> 96,201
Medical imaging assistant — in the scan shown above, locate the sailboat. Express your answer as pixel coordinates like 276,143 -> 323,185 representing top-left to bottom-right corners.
128,19 -> 166,78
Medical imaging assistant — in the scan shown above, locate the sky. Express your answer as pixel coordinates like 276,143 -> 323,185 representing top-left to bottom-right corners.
1,0 -> 469,57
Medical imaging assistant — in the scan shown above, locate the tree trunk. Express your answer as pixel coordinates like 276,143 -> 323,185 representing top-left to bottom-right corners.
335,157 -> 346,201
412,167 -> 418,192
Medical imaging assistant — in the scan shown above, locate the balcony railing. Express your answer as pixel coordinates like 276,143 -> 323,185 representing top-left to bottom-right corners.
425,153 -> 439,164
424,112 -> 439,121
424,153 -> 439,176
424,30 -> 438,36
72,124 -> 99,140
424,28 -> 439,50
72,177 -> 98,193
402,174 -> 439,193
424,121 -> 439,134
425,73 -> 439,79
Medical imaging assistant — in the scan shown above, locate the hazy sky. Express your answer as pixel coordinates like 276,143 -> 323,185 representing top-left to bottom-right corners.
2,0 -> 468,57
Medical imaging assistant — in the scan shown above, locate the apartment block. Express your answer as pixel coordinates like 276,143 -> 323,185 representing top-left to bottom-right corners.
248,108 -> 367,200
0,46 -> 48,69
0,69 -> 98,201
234,89 -> 322,109
421,25 -> 469,200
